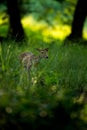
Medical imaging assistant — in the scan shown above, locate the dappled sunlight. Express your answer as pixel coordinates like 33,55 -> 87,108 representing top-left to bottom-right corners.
0,13 -> 8,25
83,19 -> 87,40
0,16 -> 8,36
1,14 -> 87,41
83,32 -> 87,40
42,25 -> 70,40
22,15 -> 48,31
0,19 -> 3,25
22,15 -> 71,41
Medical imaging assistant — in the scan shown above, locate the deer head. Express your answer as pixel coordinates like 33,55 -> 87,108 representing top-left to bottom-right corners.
36,48 -> 48,59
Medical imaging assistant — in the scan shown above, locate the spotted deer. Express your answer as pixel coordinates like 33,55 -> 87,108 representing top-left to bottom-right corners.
19,48 -> 48,80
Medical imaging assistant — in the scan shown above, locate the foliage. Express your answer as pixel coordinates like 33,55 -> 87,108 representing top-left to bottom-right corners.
0,0 -> 77,35
19,0 -> 77,25
0,39 -> 87,129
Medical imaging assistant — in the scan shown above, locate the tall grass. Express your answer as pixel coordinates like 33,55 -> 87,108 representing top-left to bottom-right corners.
0,40 -> 87,96
0,40 -> 87,129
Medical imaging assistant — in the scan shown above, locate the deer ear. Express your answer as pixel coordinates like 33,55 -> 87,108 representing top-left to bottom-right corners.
45,48 -> 48,51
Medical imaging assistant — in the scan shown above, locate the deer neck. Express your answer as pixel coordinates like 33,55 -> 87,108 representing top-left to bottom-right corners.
38,54 -> 43,61
32,55 -> 40,64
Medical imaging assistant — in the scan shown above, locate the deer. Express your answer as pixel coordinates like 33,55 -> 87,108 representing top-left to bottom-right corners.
19,48 -> 48,81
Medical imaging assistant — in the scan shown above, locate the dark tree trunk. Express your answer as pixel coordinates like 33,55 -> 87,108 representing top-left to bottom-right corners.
7,0 -> 25,41
67,0 -> 87,40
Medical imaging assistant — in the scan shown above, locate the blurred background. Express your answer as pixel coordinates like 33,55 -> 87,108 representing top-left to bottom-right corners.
0,1 -> 87,130
0,0 -> 87,42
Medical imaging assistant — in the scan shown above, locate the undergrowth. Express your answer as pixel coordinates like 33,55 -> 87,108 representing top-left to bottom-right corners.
0,39 -> 87,129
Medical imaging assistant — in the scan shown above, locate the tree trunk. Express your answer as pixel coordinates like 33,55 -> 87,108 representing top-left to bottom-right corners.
67,0 -> 87,40
7,0 -> 25,41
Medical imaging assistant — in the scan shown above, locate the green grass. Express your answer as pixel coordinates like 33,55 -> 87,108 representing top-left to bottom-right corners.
0,39 -> 87,129
1,40 -> 87,91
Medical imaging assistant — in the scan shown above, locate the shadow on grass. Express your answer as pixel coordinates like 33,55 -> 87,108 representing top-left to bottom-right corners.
0,101 -> 87,130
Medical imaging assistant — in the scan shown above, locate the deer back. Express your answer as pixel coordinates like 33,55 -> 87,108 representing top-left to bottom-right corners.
19,52 -> 35,69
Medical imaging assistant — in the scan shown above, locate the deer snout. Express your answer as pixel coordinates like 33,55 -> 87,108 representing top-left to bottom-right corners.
46,56 -> 48,58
